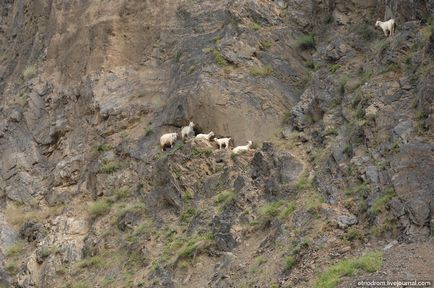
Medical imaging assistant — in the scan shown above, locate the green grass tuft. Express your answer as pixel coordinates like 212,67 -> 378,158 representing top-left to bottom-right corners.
78,256 -> 104,269
100,160 -> 119,174
215,190 -> 236,208
144,127 -> 154,136
23,65 -> 37,80
96,143 -> 112,152
293,171 -> 312,192
370,188 -> 396,215
89,199 -> 111,217
250,22 -> 262,31
297,34 -> 315,50
286,255 -> 295,269
314,251 -> 383,288
329,64 -> 341,73
250,65 -> 273,77
259,39 -> 273,50
213,50 -> 228,67
6,241 -> 25,257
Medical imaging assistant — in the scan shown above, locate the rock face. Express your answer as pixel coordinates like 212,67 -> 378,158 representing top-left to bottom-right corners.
0,0 -> 433,287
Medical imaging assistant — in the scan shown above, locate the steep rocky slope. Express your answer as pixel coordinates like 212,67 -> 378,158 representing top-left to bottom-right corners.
0,0 -> 433,287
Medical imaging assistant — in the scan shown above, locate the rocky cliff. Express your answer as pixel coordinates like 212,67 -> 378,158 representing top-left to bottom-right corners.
0,0 -> 433,287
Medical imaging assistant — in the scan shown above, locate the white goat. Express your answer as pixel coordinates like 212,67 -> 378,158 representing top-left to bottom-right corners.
375,19 -> 396,37
232,141 -> 253,155
181,122 -> 195,141
160,133 -> 178,151
215,137 -> 231,150
195,131 -> 215,141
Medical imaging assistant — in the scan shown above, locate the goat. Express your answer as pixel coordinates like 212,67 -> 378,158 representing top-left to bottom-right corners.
181,122 -> 195,141
160,133 -> 178,151
232,141 -> 253,154
375,19 -> 396,37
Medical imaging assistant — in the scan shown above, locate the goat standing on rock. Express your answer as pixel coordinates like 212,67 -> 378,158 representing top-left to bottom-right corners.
195,131 -> 215,141
375,19 -> 396,37
181,121 -> 195,141
232,141 -> 253,155
215,137 -> 231,150
160,133 -> 178,151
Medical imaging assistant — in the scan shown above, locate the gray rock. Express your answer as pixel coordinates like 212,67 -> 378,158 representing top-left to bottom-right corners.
0,215 -> 17,257
53,156 -> 83,187
117,211 -> 141,231
211,216 -> 236,252
365,165 -> 379,184
19,221 -> 44,242
336,214 -> 358,229
391,143 -> 434,241
10,108 -> 23,122
278,154 -> 303,183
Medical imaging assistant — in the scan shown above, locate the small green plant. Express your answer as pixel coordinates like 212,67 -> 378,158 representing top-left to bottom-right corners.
255,255 -> 267,266
89,199 -> 111,217
324,15 -> 334,24
356,107 -> 366,119
329,64 -> 341,74
324,127 -> 338,136
144,127 -> 154,136
215,190 -> 236,208
314,251 -> 383,288
5,261 -> 18,274
23,65 -> 37,80
6,241 -> 25,257
78,256 -> 104,269
347,182 -> 369,196
279,202 -> 296,219
389,142 -> 400,154
330,96 -> 342,108
286,255 -> 295,269
258,200 -> 295,221
250,65 -> 273,77
191,148 -> 212,157
296,34 -> 315,50
96,143 -> 112,152
282,111 -> 291,124
306,194 -> 323,215
293,171 -> 312,193
304,60 -> 318,70
370,188 -> 396,215
344,227 -> 364,242
379,63 -> 400,75
372,217 -> 395,237
414,110 -> 429,133
354,23 -> 376,41
100,160 -> 119,174
182,190 -> 194,200
40,245 -> 58,258
113,186 -> 131,201
176,233 -> 212,260
259,39 -> 273,50
175,51 -> 183,63
250,22 -> 262,30
73,282 -> 90,288
259,201 -> 285,218
120,131 -> 129,139
180,207 -> 198,224
292,239 -> 309,256
173,142 -> 184,151
213,50 -> 228,67
338,75 -> 349,96
343,144 -> 353,157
